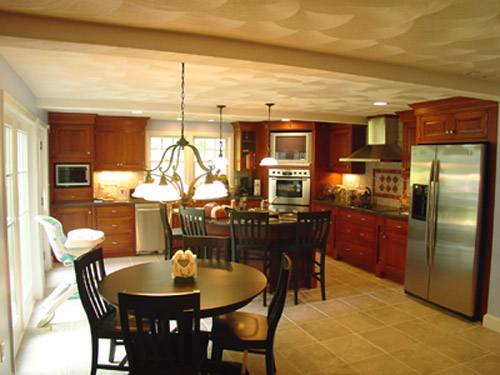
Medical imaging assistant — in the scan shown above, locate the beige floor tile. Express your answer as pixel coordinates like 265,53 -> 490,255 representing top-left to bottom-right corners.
455,326 -> 500,353
283,303 -> 327,323
281,342 -> 346,374
391,342 -> 457,374
336,312 -> 383,333
369,289 -> 411,305
322,333 -> 384,364
275,325 -> 317,350
309,364 -> 361,375
393,299 -> 441,318
360,326 -> 417,352
364,305 -> 415,325
327,284 -> 364,298
299,317 -> 352,341
422,311 -> 478,332
342,294 -> 388,311
350,353 -> 418,375
310,298 -> 360,317
392,318 -> 447,342
431,364 -> 479,375
424,334 -> 488,363
463,354 -> 500,375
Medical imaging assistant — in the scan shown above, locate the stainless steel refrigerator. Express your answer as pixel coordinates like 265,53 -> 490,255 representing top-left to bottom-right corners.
405,143 -> 485,318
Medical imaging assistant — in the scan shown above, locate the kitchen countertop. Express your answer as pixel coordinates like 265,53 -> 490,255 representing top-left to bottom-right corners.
314,199 -> 408,220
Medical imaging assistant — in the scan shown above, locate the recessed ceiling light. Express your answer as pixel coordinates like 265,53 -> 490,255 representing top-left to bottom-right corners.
373,101 -> 388,106
131,110 -> 143,114
281,118 -> 290,122
176,117 -> 182,121
208,119 -> 215,122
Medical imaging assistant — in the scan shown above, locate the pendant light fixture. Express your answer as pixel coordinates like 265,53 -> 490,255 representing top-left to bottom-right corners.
259,102 -> 279,166
213,104 -> 229,171
133,62 -> 228,205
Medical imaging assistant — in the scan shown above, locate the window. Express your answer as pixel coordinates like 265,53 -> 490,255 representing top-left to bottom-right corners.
148,133 -> 231,187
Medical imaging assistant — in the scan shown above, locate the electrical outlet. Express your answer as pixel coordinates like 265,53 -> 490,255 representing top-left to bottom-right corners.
0,340 -> 4,363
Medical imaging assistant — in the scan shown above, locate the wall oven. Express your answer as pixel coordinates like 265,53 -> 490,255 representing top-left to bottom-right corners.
268,168 -> 311,211
54,163 -> 91,187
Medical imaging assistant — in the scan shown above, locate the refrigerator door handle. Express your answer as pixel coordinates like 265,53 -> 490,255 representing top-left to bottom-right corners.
424,159 -> 435,266
430,160 -> 440,267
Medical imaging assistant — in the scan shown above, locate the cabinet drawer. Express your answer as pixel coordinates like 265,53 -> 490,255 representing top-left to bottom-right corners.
97,204 -> 134,217
101,233 -> 135,256
338,221 -> 376,247
384,218 -> 408,235
338,241 -> 373,265
97,216 -> 134,232
339,208 -> 376,226
53,187 -> 93,203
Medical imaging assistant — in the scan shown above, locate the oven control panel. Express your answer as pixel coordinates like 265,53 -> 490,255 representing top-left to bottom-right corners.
268,169 -> 311,178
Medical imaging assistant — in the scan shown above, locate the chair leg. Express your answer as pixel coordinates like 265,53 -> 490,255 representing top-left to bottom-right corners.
265,350 -> 275,375
320,253 -> 326,301
108,339 -> 117,363
293,251 -> 299,305
90,335 -> 98,375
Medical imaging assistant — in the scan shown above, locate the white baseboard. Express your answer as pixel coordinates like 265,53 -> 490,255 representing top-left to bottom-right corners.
482,313 -> 500,333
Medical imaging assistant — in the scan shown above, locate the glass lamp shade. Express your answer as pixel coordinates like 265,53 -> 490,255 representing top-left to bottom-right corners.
259,156 -> 279,166
146,183 -> 182,202
214,155 -> 230,171
193,180 -> 228,200
131,182 -> 156,199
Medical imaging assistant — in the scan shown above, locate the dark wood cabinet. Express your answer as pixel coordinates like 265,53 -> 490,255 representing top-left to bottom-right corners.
410,97 -> 496,144
96,204 -> 135,257
48,113 -> 96,162
377,216 -> 408,284
233,122 -> 267,172
337,208 -> 376,271
50,205 -> 95,234
94,116 -> 148,171
329,124 -> 366,174
397,110 -> 417,178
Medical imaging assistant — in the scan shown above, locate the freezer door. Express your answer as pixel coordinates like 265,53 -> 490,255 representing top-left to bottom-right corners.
405,145 -> 436,299
427,144 -> 484,317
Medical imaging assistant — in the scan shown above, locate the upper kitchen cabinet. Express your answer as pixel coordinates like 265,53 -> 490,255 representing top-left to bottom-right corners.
329,124 -> 366,174
396,110 -> 417,178
410,97 -> 498,144
268,120 -> 315,132
48,112 -> 97,162
94,116 -> 148,171
232,121 -> 267,171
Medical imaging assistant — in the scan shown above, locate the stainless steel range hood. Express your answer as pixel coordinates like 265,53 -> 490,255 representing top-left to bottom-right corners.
339,115 -> 401,162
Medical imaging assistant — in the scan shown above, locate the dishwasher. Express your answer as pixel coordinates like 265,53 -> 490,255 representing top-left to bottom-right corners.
135,203 -> 166,254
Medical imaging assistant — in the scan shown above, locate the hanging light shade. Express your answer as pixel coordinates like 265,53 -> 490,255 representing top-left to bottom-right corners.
213,104 -> 229,170
259,103 -> 278,167
133,63 -> 228,205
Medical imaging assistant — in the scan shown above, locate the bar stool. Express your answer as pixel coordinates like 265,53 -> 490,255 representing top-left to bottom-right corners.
288,210 -> 330,305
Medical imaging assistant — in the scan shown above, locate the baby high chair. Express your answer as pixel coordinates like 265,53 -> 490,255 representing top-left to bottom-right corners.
34,215 -> 105,327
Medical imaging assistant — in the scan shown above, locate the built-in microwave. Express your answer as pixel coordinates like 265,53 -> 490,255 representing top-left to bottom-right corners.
270,132 -> 312,166
54,163 -> 91,187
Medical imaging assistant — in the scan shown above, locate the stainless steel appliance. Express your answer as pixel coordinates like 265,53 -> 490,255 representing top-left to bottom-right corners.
268,168 -> 311,212
405,144 -> 485,318
270,132 -> 312,166
54,163 -> 91,187
135,203 -> 165,254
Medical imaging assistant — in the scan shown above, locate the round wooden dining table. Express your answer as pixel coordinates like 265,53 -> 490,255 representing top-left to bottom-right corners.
98,259 -> 267,318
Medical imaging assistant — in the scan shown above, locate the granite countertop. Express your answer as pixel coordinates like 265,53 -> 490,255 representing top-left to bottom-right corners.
314,199 -> 408,220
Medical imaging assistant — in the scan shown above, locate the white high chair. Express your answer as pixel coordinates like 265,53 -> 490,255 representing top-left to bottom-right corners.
34,215 -> 105,327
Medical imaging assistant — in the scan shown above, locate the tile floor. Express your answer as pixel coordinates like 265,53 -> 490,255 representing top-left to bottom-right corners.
15,254 -> 500,375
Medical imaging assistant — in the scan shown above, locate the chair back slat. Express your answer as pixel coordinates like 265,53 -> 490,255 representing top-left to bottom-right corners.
179,207 -> 206,236
230,211 -> 270,262
119,291 -> 202,375
74,247 -> 113,327
183,235 -> 231,261
295,211 -> 330,249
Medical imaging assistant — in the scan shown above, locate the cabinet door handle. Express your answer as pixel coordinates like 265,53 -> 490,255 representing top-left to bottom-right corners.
88,211 -> 92,215
347,214 -> 352,218
70,195 -> 76,199
345,247 -> 351,252
112,210 -> 117,214
359,252 -> 365,256
111,224 -> 118,228
359,233 -> 365,237
396,225 -> 402,229
361,217 -> 366,221
112,241 -> 119,245
87,151 -> 90,155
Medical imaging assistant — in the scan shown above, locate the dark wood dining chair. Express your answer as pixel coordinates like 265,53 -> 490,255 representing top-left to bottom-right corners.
118,291 -> 208,375
179,206 -> 207,236
160,203 -> 183,260
288,210 -> 330,305
183,235 -> 231,261
210,254 -> 292,375
73,247 -> 128,375
230,210 -> 272,305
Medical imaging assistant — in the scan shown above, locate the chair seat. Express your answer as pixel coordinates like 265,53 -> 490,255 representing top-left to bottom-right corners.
211,312 -> 269,349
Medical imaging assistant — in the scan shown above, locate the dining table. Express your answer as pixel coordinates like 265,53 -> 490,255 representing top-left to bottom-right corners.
98,258 -> 268,318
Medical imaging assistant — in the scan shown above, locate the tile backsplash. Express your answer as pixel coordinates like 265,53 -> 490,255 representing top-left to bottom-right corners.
342,162 -> 408,208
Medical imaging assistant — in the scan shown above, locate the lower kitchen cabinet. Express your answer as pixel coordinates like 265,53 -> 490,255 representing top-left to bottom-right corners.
337,208 -> 377,271
377,216 -> 408,284
50,205 -> 95,234
96,204 -> 136,257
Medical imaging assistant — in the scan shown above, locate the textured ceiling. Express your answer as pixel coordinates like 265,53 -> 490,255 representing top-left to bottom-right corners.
0,0 -> 499,123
